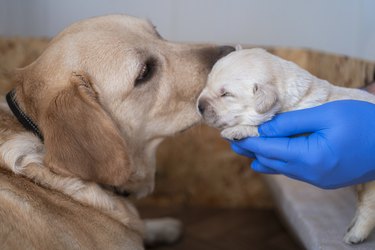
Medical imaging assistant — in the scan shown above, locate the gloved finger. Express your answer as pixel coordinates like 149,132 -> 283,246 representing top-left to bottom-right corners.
258,105 -> 328,137
230,142 -> 255,158
256,155 -> 287,171
233,136 -> 297,162
251,160 -> 279,174
253,157 -> 312,182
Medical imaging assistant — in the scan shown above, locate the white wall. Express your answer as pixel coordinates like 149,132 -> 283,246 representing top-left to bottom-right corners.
0,0 -> 374,61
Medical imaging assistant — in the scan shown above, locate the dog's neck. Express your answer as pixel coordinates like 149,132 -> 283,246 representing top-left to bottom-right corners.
6,89 -> 44,141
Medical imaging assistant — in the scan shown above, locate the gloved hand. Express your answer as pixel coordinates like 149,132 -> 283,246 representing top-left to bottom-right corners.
231,100 -> 375,189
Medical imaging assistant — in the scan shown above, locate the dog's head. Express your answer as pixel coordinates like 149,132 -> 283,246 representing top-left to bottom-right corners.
198,48 -> 283,130
13,14 -> 234,197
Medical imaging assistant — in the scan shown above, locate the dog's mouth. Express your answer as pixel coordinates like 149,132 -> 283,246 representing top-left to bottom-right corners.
104,182 -> 155,199
114,188 -> 131,198
178,121 -> 199,134
102,185 -> 131,198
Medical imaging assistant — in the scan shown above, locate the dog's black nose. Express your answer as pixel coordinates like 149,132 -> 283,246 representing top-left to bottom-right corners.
218,46 -> 236,58
198,99 -> 208,114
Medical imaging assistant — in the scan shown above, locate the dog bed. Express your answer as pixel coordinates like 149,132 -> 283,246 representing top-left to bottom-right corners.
264,175 -> 375,249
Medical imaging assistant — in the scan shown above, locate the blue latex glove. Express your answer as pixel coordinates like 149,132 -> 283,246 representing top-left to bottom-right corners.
231,100 -> 375,189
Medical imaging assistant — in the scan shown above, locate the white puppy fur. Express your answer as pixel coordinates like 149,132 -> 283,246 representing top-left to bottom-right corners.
197,48 -> 375,244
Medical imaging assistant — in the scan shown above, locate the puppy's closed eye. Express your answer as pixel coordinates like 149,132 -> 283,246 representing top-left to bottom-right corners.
220,92 -> 234,97
220,88 -> 234,98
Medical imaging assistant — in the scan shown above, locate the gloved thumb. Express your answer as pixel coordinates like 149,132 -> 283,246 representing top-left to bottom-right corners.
259,105 -> 327,137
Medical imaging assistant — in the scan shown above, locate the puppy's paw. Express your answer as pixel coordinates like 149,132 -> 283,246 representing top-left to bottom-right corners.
144,217 -> 183,247
221,126 -> 259,140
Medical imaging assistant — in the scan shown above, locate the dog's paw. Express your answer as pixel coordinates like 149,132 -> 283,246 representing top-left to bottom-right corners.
221,126 -> 259,140
344,230 -> 366,245
344,221 -> 368,245
144,217 -> 183,247
343,209 -> 375,245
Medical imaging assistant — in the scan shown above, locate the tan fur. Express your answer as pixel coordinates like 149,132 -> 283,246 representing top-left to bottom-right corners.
198,48 -> 375,244
0,14 -> 231,249
40,72 -> 133,186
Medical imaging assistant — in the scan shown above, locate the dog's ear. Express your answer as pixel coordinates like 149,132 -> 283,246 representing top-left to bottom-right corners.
253,83 -> 278,114
41,72 -> 133,186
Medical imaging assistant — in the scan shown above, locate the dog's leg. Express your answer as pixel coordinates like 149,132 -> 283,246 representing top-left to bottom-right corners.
143,218 -> 183,247
344,182 -> 375,244
0,132 -> 144,234
365,81 -> 375,95
22,163 -> 145,234
221,125 -> 259,140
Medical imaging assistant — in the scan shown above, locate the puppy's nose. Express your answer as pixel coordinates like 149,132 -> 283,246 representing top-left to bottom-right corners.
218,46 -> 235,58
198,103 -> 205,114
198,99 -> 208,114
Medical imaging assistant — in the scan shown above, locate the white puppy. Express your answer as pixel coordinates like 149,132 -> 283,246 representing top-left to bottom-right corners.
197,48 -> 375,244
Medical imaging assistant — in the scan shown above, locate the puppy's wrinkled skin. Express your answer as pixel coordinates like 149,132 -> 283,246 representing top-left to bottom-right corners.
198,48 -> 375,244
0,14 -> 233,249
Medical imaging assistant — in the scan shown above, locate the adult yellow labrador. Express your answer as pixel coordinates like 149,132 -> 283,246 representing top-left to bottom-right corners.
0,14 -> 234,249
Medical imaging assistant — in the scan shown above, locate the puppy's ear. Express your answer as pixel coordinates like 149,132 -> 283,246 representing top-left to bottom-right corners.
41,72 -> 133,186
235,44 -> 243,51
253,83 -> 278,114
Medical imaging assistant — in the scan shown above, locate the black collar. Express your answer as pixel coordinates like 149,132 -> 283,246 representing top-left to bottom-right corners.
6,89 -> 44,141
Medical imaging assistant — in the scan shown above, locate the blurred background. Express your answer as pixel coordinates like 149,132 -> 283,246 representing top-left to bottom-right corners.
0,1 -> 375,249
0,0 -> 374,60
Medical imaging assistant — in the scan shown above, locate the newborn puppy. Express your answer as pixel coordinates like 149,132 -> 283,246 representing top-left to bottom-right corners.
197,48 -> 375,244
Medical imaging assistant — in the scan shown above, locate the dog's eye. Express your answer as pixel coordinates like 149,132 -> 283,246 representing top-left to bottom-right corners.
135,59 -> 155,87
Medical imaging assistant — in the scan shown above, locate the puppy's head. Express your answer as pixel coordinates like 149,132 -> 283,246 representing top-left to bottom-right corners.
197,48 -> 281,130
14,14 -> 233,197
